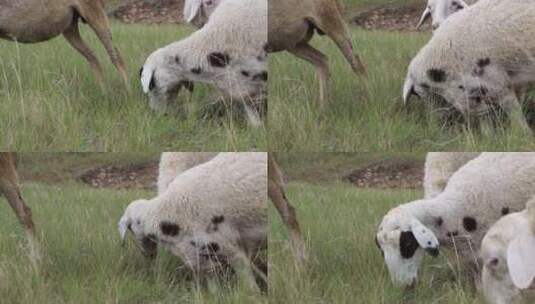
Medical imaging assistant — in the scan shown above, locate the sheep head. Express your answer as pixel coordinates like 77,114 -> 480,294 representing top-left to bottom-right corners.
118,199 -> 158,258
417,0 -> 468,30
376,206 -> 440,287
183,0 -> 223,27
140,44 -> 268,115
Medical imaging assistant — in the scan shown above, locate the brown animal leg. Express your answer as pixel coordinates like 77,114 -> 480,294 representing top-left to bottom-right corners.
63,21 -> 105,88
76,1 -> 129,88
289,43 -> 331,112
268,154 -> 308,264
308,5 -> 367,76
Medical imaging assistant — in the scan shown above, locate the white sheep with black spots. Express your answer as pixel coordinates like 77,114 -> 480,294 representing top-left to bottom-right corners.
119,152 -> 267,289
376,153 -> 535,287
140,0 -> 267,124
403,0 -> 535,134
480,196 -> 535,304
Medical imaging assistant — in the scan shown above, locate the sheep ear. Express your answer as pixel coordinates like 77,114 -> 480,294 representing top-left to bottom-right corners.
507,234 -> 535,289
416,7 -> 431,29
141,67 -> 155,93
183,0 -> 203,23
410,219 -> 440,257
118,215 -> 130,243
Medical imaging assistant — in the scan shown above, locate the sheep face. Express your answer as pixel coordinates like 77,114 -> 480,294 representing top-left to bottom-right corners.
417,0 -> 468,30
403,57 -> 514,119
118,199 -> 158,258
376,210 -> 440,287
140,47 -> 267,114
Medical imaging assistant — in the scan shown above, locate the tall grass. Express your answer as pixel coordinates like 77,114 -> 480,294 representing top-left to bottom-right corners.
0,23 -> 266,151
269,182 -> 482,303
0,183 -> 266,304
268,28 -> 535,151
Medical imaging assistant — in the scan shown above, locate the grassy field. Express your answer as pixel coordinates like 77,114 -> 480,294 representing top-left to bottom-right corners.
0,182 -> 266,304
0,23 -> 266,151
269,182 -> 482,304
268,28 -> 535,151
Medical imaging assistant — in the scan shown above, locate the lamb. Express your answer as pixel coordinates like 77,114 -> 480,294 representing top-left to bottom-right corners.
183,0 -> 223,28
268,0 -> 367,112
416,0 -> 469,30
423,152 -> 480,199
0,0 -> 128,88
119,153 -> 267,289
0,153 -> 40,263
376,153 -> 535,287
157,152 -> 218,195
480,197 -> 535,304
140,0 -> 267,124
403,0 -> 535,133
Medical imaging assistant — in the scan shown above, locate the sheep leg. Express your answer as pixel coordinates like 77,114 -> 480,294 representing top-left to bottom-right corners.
63,21 -> 105,89
268,155 -> 308,264
77,2 -> 129,89
307,8 -> 367,76
288,43 -> 331,112
0,153 -> 40,265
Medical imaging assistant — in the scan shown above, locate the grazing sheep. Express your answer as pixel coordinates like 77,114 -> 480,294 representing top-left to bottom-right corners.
268,154 -> 308,263
0,153 -> 40,263
119,153 -> 267,288
183,0 -> 223,27
480,197 -> 535,304
423,152 -> 480,199
416,0 -> 469,30
0,0 -> 128,87
403,0 -> 535,133
376,153 -> 535,287
268,0 -> 367,112
157,152 -> 218,195
140,0 -> 267,124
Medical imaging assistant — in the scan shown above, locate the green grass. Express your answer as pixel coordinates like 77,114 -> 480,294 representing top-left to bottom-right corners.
0,23 -> 266,151
269,182 -> 482,304
0,182 -> 266,304
268,28 -> 535,151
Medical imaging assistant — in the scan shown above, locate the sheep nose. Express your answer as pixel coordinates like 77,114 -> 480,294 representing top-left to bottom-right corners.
201,242 -> 220,252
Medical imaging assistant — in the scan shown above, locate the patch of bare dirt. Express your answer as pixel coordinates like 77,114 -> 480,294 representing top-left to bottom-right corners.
343,159 -> 424,189
350,2 -> 430,31
111,0 -> 185,24
78,162 -> 158,189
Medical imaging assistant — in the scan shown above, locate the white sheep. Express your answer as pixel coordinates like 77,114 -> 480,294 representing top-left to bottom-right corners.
416,0 -> 469,30
403,0 -> 535,133
157,152 -> 218,195
140,0 -> 267,125
423,152 -> 480,199
376,153 -> 535,287
480,197 -> 535,304
119,153 -> 267,288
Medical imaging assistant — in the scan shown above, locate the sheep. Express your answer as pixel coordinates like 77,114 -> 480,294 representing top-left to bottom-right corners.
119,152 -> 267,289
416,0 -> 469,30
267,0 -> 367,112
0,153 -> 40,264
480,197 -> 535,304
0,0 -> 128,88
183,0 -> 223,28
268,154 -> 308,263
157,152 -> 218,195
423,152 -> 480,199
403,0 -> 535,134
376,153 -> 535,287
140,0 -> 267,125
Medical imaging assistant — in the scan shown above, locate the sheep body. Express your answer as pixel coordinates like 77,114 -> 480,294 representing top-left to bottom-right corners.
423,152 -> 480,199
157,152 -> 218,195
377,153 -> 535,286
119,152 -> 267,278
140,0 -> 267,117
404,0 -> 535,132
481,198 -> 535,304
